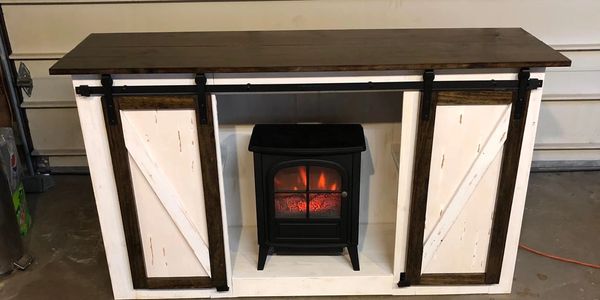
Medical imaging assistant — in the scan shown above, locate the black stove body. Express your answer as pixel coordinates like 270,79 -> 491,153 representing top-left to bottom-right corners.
249,124 -> 366,271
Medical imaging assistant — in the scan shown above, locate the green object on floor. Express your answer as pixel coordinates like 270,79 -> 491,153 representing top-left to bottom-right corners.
0,128 -> 31,236
11,183 -> 30,235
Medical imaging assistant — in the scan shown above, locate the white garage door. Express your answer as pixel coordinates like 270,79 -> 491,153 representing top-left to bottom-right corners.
1,0 -> 599,170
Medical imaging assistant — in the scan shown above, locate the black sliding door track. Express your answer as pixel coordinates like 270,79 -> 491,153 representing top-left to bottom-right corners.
76,79 -> 542,97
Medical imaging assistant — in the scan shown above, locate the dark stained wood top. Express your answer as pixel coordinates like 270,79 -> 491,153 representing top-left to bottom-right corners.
49,28 -> 570,75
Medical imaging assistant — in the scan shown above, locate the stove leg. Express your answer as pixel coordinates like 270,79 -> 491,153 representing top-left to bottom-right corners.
348,245 -> 360,271
257,245 -> 269,270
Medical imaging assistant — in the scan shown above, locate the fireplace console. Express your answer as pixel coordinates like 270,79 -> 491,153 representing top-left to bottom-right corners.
50,28 -> 570,299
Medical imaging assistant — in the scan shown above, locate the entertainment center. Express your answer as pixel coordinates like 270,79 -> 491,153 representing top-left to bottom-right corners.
50,28 -> 570,299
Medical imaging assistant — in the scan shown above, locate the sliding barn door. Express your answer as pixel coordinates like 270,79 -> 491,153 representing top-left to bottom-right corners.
404,90 -> 529,285
102,94 -> 227,290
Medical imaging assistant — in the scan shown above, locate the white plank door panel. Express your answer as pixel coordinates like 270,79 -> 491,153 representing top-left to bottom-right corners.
421,104 -> 511,274
422,105 -> 511,272
121,110 -> 211,277
128,159 -> 208,277
73,76 -> 229,299
423,150 -> 502,273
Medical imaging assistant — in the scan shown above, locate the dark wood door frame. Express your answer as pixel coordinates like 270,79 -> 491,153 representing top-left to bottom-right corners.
401,89 -> 531,286
101,94 -> 228,291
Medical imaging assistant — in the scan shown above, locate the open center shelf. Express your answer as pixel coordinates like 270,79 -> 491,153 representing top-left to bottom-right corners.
228,223 -> 395,296
216,91 -> 403,295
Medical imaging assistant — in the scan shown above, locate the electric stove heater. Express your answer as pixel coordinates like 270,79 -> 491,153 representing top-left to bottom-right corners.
249,124 -> 366,271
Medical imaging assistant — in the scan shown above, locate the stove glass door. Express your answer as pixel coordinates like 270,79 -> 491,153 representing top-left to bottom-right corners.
273,165 -> 342,219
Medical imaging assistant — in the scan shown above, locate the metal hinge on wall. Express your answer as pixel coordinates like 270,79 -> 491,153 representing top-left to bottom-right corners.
16,62 -> 33,97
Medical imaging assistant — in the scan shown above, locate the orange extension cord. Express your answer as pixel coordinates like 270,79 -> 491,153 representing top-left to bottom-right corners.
519,244 -> 600,269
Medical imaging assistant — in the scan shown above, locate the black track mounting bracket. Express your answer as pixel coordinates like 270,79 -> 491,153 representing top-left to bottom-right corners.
397,272 -> 411,287
76,85 -> 91,97
514,68 -> 530,120
195,74 -> 209,125
101,74 -> 117,125
420,69 -> 435,121
216,284 -> 230,292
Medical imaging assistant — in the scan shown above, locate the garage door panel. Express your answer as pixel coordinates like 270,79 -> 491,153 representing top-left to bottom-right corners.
3,0 -> 599,170
3,1 -> 600,56
544,51 -> 600,97
48,156 -> 88,168
25,108 -> 84,151
14,60 -> 75,108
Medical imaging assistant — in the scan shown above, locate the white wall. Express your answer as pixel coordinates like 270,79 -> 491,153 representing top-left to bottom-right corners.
2,0 -> 598,168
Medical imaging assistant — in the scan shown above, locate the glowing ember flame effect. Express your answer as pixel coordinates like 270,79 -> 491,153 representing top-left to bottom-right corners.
274,166 -> 307,191
309,193 -> 340,217
299,167 -> 307,187
274,166 -> 341,218
274,194 -> 307,218
275,166 -> 341,191
314,170 -> 339,191
274,193 -> 341,218
318,172 -> 326,189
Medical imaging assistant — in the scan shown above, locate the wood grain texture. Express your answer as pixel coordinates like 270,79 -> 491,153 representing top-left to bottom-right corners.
437,91 -> 513,105
121,112 -> 213,274
104,95 -> 224,289
484,91 -> 531,284
49,28 -> 570,75
419,273 -> 486,285
145,276 -> 213,289
404,92 -> 439,285
101,94 -> 148,289
117,95 -> 195,110
421,105 -> 511,270
196,94 -> 228,290
405,90 -> 528,286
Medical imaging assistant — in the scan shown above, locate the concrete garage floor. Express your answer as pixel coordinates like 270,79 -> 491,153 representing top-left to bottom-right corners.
0,172 -> 598,300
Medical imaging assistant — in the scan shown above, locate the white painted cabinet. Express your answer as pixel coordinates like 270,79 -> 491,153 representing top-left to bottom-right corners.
52,29 -> 568,298
68,70 -> 547,298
